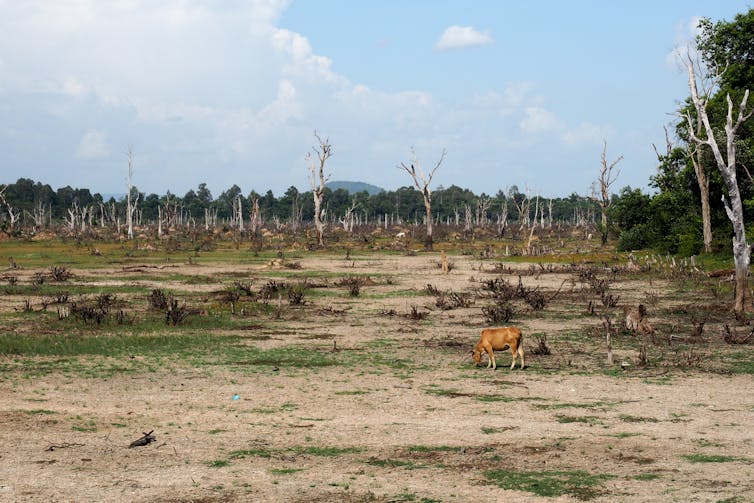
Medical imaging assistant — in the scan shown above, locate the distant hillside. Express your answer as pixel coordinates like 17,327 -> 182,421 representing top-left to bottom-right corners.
325,181 -> 384,195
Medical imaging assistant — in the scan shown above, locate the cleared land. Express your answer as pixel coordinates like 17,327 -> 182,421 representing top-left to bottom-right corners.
0,239 -> 752,502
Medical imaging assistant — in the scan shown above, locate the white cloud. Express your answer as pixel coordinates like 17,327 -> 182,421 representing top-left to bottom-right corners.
0,1 -> 624,197
76,130 -> 109,160
435,25 -> 493,50
665,16 -> 704,70
562,122 -> 606,146
520,107 -> 562,134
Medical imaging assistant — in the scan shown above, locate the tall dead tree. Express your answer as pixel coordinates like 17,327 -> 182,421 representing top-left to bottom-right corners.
249,194 -> 260,235
339,198 -> 358,233
685,57 -> 753,315
592,140 -> 623,245
0,185 -> 20,231
233,194 -> 244,232
399,147 -> 446,250
306,132 -> 332,247
497,196 -> 508,238
125,146 -> 138,240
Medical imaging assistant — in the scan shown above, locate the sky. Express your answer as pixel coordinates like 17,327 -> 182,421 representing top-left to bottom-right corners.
0,0 -> 750,199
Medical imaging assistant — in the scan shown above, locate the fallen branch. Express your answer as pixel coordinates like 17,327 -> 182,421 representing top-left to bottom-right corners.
129,430 -> 156,448
45,442 -> 85,452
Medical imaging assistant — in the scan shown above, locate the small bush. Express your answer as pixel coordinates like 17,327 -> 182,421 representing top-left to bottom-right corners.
148,289 -> 169,310
49,266 -> 72,282
617,225 -> 650,251
260,280 -> 287,301
336,276 -> 363,297
287,284 -> 307,305
165,294 -> 189,326
482,301 -> 514,324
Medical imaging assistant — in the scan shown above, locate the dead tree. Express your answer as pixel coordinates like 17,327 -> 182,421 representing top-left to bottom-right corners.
497,196 -> 508,238
685,56 -> 753,315
233,194 -> 244,232
591,140 -> 623,245
249,194 -> 260,235
603,315 -> 614,366
125,146 -> 139,240
204,207 -> 218,231
339,198 -> 358,233
512,187 -> 531,233
398,147 -> 446,250
475,195 -> 492,228
28,200 -> 47,230
307,131 -> 332,247
0,185 -> 20,231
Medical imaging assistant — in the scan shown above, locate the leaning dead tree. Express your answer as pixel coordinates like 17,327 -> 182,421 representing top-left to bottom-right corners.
125,146 -> 138,240
0,185 -> 20,231
306,132 -> 333,247
591,140 -> 623,245
399,147 -> 446,250
685,56 -> 753,315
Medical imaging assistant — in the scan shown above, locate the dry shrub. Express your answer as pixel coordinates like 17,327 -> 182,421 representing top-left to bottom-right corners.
482,301 -> 514,324
531,334 -> 551,355
148,289 -> 169,310
404,305 -> 428,320
49,266 -> 72,282
165,294 -> 189,326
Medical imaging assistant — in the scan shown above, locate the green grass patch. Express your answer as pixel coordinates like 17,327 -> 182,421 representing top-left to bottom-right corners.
406,445 -> 462,453
484,469 -> 614,500
206,460 -> 230,468
229,448 -> 272,459
0,331 -> 340,375
727,351 -> 754,374
292,446 -> 362,457
270,468 -> 305,475
21,409 -> 57,415
481,427 -> 506,434
681,453 -> 743,463
555,414 -> 602,425
367,458 -> 424,470
618,414 -> 660,423
533,401 -> 616,411
606,432 -> 641,439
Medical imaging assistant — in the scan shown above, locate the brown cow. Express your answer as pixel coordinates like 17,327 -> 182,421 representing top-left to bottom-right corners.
472,326 -> 525,370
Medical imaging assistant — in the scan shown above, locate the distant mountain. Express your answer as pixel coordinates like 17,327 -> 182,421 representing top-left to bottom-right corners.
325,181 -> 384,195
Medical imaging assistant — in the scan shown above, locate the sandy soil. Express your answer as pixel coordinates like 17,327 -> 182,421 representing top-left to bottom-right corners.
1,252 -> 753,502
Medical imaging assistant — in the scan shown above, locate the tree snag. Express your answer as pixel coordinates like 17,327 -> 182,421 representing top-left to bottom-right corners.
591,140 -> 623,246
685,55 -> 753,316
306,131 -> 332,247
399,148 -> 446,250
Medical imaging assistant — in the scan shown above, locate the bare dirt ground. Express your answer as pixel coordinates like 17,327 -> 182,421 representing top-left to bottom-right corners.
1,251 -> 753,502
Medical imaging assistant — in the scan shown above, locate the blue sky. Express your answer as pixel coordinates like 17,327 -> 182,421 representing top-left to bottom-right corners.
0,1 -> 749,198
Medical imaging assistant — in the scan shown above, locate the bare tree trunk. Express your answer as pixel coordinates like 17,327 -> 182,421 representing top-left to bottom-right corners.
249,195 -> 260,235
692,142 -> 713,254
498,198 -> 508,238
686,57 -> 753,315
399,148 -> 446,250
307,132 -> 332,247
126,146 -> 135,240
592,141 -> 623,246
